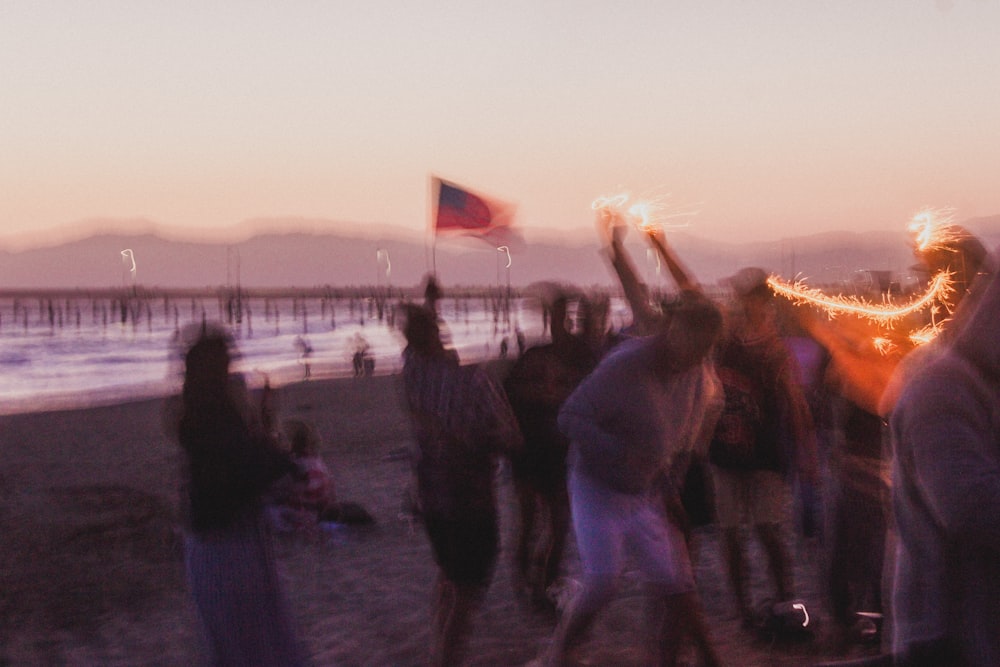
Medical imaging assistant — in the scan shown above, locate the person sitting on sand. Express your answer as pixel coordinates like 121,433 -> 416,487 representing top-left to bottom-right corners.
268,419 -> 336,532
268,418 -> 375,532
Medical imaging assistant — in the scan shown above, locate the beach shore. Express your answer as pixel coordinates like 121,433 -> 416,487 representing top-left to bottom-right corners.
1,372 -> 883,666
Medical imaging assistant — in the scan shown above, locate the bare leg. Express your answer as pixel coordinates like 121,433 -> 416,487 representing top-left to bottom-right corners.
541,485 -> 571,594
756,522 -> 793,601
514,480 -> 538,597
722,527 -> 753,624
545,574 -> 616,666
428,574 -> 485,667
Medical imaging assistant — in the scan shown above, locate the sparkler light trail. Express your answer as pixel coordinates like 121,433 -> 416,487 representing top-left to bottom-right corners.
121,249 -> 136,281
376,248 -> 391,277
591,192 -> 698,233
767,271 -> 954,326
497,245 -> 511,269
908,207 -> 958,253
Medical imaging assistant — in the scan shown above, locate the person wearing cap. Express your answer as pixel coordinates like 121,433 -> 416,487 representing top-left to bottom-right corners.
709,267 -> 818,626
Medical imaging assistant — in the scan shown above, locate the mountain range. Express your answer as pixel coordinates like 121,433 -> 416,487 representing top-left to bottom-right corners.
2,216 -> 999,292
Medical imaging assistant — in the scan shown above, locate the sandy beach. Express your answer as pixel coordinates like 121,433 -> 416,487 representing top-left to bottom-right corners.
0,370 -> 883,666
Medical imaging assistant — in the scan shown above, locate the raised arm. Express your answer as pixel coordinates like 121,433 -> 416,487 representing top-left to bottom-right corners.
597,209 -> 660,334
644,227 -> 701,294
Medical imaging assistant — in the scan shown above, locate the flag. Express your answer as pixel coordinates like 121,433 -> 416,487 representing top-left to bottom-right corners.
432,177 -> 523,249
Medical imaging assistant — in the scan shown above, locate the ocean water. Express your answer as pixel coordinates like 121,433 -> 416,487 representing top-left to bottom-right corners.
0,294 -> 550,415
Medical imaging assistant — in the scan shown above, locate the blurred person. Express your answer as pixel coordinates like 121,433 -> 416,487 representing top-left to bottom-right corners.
795,228 -> 990,657
540,293 -> 725,666
400,303 -> 523,667
709,267 -> 818,627
888,249 -> 1000,666
171,325 -> 307,667
504,293 -> 599,613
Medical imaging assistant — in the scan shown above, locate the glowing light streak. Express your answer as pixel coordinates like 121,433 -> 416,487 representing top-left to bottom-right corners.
646,248 -> 661,276
121,249 -> 137,281
767,272 -> 954,325
908,208 -> 958,253
792,603 -> 810,628
872,337 -> 896,355
497,245 -> 511,269
591,192 -> 698,233
908,321 -> 947,346
376,248 -> 391,278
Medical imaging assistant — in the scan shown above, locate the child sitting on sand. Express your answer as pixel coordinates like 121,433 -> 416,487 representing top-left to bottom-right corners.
270,419 -> 374,531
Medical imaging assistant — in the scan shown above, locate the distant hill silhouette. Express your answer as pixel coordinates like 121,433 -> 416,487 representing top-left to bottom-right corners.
1,216 -> 998,291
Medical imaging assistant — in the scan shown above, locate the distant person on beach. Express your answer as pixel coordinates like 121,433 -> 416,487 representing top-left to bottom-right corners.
504,293 -> 599,613
294,335 -> 313,380
171,325 -> 307,667
887,249 -> 1000,667
400,304 -> 523,667
539,287 -> 725,666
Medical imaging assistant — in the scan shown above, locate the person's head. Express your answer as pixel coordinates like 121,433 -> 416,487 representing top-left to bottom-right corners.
402,304 -> 444,356
726,267 -> 775,329
180,324 -> 236,407
422,273 -> 443,310
653,292 -> 724,373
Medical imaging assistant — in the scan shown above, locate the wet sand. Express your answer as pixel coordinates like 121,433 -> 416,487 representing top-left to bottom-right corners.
0,371 -> 883,666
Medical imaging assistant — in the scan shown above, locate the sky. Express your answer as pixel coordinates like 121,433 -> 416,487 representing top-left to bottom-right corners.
3,1 -> 1000,248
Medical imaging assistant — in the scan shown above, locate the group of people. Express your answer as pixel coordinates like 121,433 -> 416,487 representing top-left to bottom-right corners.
168,207 -> 1000,666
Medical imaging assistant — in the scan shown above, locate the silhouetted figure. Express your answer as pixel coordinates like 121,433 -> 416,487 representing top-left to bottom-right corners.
504,295 -> 598,613
295,335 -> 313,380
172,325 -> 306,667
351,334 -> 370,377
889,252 -> 1000,667
799,227 -> 990,658
709,267 -> 817,627
540,292 -> 725,667
401,304 -> 523,667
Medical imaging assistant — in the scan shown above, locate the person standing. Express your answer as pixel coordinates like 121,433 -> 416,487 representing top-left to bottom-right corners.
172,326 -> 306,667
542,293 -> 725,666
709,268 -> 817,626
504,294 -> 599,612
400,304 -> 523,667
889,254 -> 1000,666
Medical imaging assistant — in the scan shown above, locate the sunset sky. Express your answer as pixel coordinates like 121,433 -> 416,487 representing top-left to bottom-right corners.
3,1 -> 999,247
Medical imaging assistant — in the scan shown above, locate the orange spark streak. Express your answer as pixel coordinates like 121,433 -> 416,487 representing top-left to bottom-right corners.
908,208 -> 958,252
767,272 -> 954,325
592,192 -> 696,233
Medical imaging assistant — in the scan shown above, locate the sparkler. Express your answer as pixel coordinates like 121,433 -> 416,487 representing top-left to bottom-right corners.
767,271 -> 954,326
591,192 -> 698,233
908,207 -> 958,253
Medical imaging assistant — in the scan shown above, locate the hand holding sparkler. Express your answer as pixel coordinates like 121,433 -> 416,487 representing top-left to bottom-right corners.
643,226 -> 701,295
